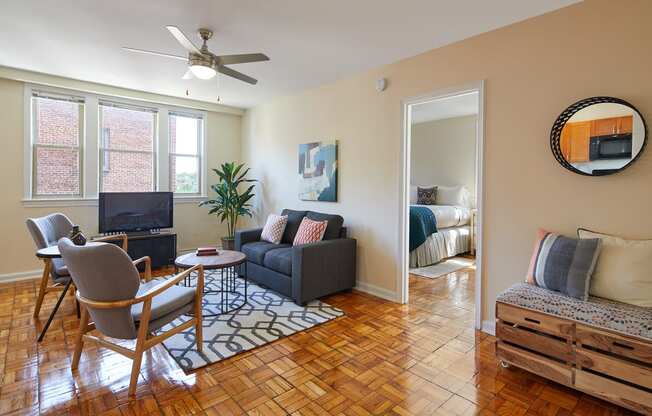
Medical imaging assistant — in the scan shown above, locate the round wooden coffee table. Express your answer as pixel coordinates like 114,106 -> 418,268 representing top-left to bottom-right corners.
175,250 -> 247,316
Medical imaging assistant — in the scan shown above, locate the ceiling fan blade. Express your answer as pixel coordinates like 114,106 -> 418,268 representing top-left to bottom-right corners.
217,66 -> 258,85
122,47 -> 187,61
166,25 -> 202,54
181,69 -> 194,80
217,53 -> 270,65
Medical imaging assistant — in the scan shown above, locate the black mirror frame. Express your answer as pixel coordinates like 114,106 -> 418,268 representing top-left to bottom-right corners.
550,96 -> 648,176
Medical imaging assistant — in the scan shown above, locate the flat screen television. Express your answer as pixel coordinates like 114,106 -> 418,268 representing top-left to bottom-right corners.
99,192 -> 173,233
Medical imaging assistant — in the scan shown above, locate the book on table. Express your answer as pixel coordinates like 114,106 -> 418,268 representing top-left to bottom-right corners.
196,247 -> 218,256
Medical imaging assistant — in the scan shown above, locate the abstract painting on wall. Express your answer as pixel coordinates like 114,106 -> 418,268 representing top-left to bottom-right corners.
298,141 -> 338,201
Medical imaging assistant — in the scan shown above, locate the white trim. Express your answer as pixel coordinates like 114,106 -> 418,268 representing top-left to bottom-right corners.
23,85 -> 32,200
1,64 -> 243,115
22,195 -> 207,208
354,281 -> 399,302
398,81 -> 486,332
0,270 -> 41,283
481,320 -> 496,336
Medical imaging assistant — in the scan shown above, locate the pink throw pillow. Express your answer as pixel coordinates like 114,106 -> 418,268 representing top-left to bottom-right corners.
293,218 -> 328,246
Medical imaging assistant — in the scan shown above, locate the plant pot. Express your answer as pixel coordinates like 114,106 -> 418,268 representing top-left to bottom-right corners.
221,237 -> 235,251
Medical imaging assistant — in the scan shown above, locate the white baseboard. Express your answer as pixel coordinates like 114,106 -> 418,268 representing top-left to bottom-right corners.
0,269 -> 41,283
481,319 -> 496,336
354,281 -> 399,302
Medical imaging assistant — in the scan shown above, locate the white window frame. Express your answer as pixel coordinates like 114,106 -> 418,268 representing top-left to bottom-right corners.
22,84 -> 208,206
98,99 -> 159,193
168,111 -> 204,196
29,90 -> 85,199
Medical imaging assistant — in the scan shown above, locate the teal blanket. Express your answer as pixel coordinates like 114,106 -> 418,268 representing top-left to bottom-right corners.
409,206 -> 437,251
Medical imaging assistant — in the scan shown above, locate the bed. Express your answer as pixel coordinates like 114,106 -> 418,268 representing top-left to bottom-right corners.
409,204 -> 472,268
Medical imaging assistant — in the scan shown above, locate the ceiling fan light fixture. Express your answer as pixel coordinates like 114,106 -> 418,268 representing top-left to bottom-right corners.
190,64 -> 216,80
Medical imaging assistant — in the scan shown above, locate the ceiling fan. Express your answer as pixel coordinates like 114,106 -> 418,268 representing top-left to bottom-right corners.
123,26 -> 269,85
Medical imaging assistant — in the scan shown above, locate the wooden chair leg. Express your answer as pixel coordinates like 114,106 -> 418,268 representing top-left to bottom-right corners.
195,310 -> 203,353
72,306 -> 89,370
33,259 -> 51,318
129,299 -> 151,396
195,266 -> 204,352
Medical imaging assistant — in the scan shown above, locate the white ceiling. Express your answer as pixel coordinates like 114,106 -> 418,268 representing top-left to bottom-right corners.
0,1 -> 578,109
412,92 -> 479,124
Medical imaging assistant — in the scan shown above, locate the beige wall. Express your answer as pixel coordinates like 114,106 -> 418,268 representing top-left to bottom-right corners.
411,115 -> 477,201
242,0 -> 652,324
0,77 -> 241,277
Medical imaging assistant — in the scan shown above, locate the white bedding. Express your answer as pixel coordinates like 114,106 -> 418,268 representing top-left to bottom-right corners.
410,225 -> 470,268
412,204 -> 470,228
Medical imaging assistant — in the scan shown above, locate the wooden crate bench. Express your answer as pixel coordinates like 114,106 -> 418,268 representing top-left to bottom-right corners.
495,283 -> 652,415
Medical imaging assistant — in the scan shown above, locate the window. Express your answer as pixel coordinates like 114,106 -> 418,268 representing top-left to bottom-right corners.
169,112 -> 202,194
25,84 -> 208,203
31,92 -> 84,197
99,101 -> 157,192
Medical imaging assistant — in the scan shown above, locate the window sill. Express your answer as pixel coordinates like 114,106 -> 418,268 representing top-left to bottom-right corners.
22,198 -> 99,208
22,195 -> 208,208
173,195 -> 209,204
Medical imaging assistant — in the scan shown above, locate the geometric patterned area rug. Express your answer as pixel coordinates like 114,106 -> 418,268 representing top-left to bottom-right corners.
159,269 -> 344,372
410,256 -> 475,279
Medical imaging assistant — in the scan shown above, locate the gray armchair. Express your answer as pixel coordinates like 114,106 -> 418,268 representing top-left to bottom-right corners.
58,238 -> 203,396
26,213 -> 128,323
235,209 -> 357,305
26,213 -> 74,318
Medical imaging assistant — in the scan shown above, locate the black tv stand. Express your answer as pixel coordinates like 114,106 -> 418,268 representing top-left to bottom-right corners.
98,231 -> 177,269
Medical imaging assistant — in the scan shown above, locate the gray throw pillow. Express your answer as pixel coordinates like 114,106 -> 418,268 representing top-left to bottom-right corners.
416,186 -> 437,205
526,229 -> 602,301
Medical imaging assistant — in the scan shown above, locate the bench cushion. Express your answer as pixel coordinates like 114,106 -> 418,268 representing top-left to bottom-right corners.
497,283 -> 652,341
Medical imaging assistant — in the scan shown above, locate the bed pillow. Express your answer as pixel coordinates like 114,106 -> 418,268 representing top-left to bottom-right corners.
293,218 -> 328,246
578,228 -> 652,307
416,186 -> 437,205
436,185 -> 471,208
260,214 -> 288,244
409,185 -> 418,204
526,229 -> 602,301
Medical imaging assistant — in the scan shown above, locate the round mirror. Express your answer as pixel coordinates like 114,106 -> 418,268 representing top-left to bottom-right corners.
551,97 -> 647,176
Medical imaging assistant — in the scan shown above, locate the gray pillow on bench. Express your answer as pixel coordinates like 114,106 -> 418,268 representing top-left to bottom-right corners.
526,229 -> 602,301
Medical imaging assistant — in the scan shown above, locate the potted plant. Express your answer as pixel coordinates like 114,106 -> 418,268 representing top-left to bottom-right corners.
200,162 -> 256,250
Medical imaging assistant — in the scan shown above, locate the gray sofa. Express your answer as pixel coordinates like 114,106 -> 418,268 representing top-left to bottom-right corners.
235,209 -> 356,305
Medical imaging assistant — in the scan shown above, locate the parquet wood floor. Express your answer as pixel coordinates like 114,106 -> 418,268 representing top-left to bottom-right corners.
0,265 -> 638,415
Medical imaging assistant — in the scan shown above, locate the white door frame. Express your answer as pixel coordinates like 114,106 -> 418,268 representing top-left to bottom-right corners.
398,80 -> 485,330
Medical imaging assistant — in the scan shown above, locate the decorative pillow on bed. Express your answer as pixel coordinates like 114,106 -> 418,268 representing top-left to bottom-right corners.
578,228 -> 652,307
526,229 -> 602,301
293,217 -> 328,246
260,214 -> 288,244
416,186 -> 437,205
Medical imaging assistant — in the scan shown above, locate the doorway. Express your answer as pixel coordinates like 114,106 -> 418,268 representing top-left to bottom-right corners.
398,82 -> 484,330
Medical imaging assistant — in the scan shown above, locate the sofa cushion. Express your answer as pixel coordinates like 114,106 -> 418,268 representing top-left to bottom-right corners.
306,211 -> 344,240
242,241 -> 290,265
263,247 -> 293,276
498,283 -> 652,341
281,209 -> 307,244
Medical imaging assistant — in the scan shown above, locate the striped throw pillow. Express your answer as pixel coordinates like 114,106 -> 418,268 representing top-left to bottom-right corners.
260,214 -> 288,244
526,229 -> 602,300
293,218 -> 328,246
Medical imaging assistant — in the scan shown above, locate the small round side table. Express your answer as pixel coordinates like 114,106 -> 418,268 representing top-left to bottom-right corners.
174,250 -> 247,317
